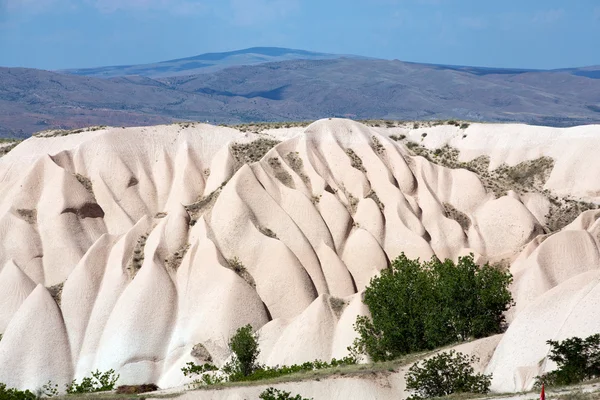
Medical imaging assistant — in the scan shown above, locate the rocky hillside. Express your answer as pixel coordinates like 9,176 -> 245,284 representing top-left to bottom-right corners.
0,119 -> 599,398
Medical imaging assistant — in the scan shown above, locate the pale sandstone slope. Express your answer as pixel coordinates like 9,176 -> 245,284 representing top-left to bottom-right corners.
0,119 -> 597,395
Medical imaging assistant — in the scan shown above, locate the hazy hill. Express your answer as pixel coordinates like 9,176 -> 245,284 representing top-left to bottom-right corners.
1,55 -> 600,138
59,47 -> 368,78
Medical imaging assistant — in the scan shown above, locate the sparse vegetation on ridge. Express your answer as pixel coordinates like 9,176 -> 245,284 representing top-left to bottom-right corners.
0,140 -> 21,157
345,148 -> 366,173
74,173 -> 94,197
285,152 -> 310,185
34,126 -> 107,138
226,257 -> 256,288
229,121 -> 312,133
406,143 -> 597,231
230,138 -> 281,170
165,244 -> 191,272
268,157 -> 295,188
127,233 -> 148,279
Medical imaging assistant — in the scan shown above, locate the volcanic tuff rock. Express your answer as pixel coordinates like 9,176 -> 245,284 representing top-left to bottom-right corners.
0,119 -> 599,396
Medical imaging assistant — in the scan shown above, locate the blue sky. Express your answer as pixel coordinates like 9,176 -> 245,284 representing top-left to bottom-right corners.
1,0 -> 599,70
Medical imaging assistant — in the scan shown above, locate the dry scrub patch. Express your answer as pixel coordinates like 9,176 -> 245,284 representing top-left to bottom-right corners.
345,149 -> 366,173
16,208 -> 37,224
128,233 -> 148,279
34,126 -> 107,138
258,226 -> 278,239
231,138 -> 280,171
329,297 -> 348,318
285,152 -> 310,185
0,140 -> 21,157
407,143 -> 597,232
48,282 -> 64,306
185,182 -> 227,226
74,173 -> 94,197
230,121 -> 312,133
227,257 -> 256,288
268,157 -> 295,188
165,244 -> 191,272
443,203 -> 471,231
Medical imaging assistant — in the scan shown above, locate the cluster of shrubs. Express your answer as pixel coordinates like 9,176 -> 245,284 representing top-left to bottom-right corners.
0,383 -> 36,400
65,369 -> 119,394
352,253 -> 514,361
183,325 -> 356,387
7,253 -> 600,399
178,254 -> 515,398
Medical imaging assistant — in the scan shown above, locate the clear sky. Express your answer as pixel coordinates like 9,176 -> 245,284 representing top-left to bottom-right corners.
1,0 -> 599,70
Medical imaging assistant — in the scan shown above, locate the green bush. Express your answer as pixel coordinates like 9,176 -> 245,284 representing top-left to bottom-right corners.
352,254 -> 514,361
405,350 -> 491,399
535,334 -> 600,387
181,362 -> 218,377
222,324 -> 262,380
259,387 -> 312,400
65,369 -> 119,394
0,384 -> 36,400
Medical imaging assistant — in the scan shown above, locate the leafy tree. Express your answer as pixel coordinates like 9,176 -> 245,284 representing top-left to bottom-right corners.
405,350 -> 491,399
535,334 -> 600,387
259,387 -> 312,400
0,383 -> 36,400
222,324 -> 261,380
352,253 -> 514,361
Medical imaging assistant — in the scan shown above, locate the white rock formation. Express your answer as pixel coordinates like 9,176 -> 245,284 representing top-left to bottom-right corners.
0,119 -> 598,394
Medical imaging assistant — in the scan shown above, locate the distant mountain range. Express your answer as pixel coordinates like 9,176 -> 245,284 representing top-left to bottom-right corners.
59,47 -> 371,78
1,47 -> 599,138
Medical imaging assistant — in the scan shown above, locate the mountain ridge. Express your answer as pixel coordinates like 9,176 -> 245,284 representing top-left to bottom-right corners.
1,51 -> 600,138
59,47 -> 372,78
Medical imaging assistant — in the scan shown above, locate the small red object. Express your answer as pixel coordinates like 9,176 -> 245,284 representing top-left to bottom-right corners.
540,383 -> 545,400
